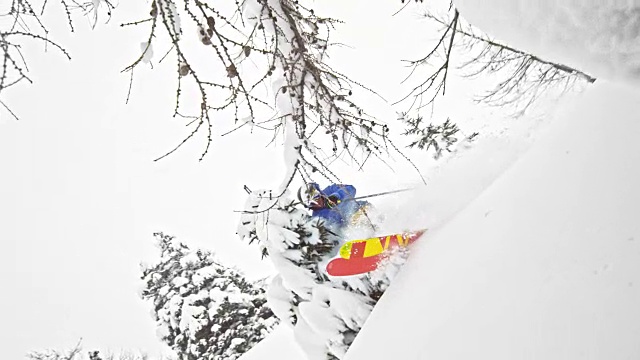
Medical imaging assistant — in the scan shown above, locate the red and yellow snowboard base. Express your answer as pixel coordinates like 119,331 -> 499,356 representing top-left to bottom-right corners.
326,230 -> 426,276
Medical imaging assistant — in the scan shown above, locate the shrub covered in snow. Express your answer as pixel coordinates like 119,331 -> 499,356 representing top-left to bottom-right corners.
238,190 -> 404,359
140,233 -> 277,360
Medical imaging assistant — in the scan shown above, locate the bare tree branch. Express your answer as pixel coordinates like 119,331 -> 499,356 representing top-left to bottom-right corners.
394,10 -> 459,112
398,6 -> 595,116
425,10 -> 595,115
0,0 -> 111,120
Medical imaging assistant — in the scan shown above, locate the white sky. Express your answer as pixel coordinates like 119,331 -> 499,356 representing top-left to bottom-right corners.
1,0 -> 512,358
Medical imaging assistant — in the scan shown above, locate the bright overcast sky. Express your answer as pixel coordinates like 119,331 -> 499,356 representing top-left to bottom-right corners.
1,0 -> 503,358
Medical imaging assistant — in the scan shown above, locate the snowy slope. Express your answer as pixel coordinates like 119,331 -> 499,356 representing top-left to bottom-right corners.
454,0 -> 640,85
345,82 -> 640,359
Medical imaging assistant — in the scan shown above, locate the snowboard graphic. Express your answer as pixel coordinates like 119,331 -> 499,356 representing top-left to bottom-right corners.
339,230 -> 426,259
326,230 -> 426,276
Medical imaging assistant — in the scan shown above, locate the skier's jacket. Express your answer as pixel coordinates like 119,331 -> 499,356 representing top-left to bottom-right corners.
309,183 -> 367,228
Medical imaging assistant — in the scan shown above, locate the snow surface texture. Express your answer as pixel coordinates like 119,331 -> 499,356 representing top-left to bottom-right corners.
454,0 -> 640,85
345,83 -> 640,359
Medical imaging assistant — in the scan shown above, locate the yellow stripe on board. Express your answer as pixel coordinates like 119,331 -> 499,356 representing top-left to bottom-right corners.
363,240 -> 384,258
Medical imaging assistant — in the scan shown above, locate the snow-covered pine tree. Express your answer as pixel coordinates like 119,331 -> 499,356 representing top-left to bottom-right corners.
238,190 -> 402,360
140,232 -> 277,360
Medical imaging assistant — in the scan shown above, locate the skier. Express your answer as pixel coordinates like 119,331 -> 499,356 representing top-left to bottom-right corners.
299,183 -> 373,232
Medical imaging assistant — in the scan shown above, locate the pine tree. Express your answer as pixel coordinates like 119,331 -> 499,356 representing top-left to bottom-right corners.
140,233 -> 277,360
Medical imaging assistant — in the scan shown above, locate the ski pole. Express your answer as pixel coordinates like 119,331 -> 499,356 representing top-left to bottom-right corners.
349,187 -> 414,202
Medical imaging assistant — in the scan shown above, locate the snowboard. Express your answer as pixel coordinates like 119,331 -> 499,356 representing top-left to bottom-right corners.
326,229 -> 426,276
